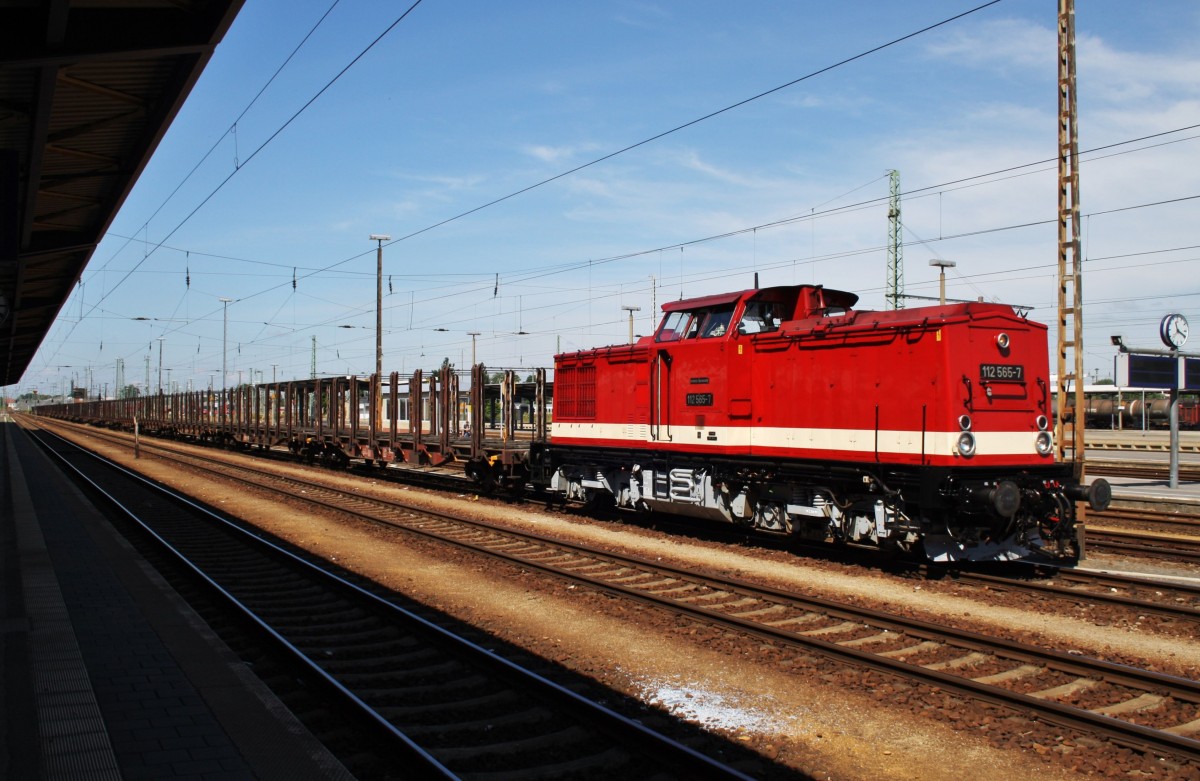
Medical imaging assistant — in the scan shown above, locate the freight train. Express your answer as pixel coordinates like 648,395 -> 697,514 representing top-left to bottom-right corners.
33,282 -> 1109,563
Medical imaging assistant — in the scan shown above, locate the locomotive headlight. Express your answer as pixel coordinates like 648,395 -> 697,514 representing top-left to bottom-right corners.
1036,415 -> 1049,431
958,414 -> 972,431
995,332 -> 1010,350
956,431 -> 976,458
1035,431 -> 1053,456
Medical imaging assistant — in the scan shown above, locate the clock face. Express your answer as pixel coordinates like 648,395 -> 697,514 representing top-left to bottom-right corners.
1160,313 -> 1189,349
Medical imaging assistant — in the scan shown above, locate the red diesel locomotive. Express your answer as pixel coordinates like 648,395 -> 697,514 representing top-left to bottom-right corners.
533,283 -> 1110,562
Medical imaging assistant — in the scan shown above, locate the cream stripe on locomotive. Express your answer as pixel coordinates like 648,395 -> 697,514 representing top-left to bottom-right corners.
551,422 -> 1052,458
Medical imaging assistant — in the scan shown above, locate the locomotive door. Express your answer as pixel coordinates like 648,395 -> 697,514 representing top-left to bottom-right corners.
651,350 -> 671,442
649,303 -> 734,445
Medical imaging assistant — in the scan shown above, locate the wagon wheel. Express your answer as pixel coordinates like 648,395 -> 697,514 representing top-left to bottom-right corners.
464,458 -> 497,495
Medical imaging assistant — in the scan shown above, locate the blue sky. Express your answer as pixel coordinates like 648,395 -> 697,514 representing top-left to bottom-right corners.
16,0 -> 1200,397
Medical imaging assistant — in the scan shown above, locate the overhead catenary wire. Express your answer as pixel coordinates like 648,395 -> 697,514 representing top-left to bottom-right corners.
95,134 -> 1196,368
84,0 -> 345,286
75,0 -> 426,322
81,1 -> 1007,321
48,167 -> 1200,382
28,6 -> 1199,388
124,189 -> 1200,369
93,124 -> 1200,295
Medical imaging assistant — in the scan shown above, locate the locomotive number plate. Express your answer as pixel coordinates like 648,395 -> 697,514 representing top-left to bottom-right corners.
686,393 -> 714,406
980,363 -> 1024,382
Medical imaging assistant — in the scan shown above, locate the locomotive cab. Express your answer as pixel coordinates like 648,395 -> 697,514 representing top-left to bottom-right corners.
651,285 -> 860,343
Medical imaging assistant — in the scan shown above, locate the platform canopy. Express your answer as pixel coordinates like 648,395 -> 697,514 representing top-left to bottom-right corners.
0,0 -> 244,386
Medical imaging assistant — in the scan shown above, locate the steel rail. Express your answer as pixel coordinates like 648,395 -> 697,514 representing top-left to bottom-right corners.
1086,528 -> 1200,563
66,428 -> 1200,764
1092,508 -> 1200,531
27,424 -> 756,781
28,416 -> 1200,762
28,426 -> 458,779
1053,567 -> 1200,596
1088,461 -> 1200,482
950,569 -> 1199,623
39,417 -> 1200,612
69,420 -> 1200,622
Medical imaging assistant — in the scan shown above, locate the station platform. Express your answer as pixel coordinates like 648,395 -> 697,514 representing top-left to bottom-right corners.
0,420 -> 350,780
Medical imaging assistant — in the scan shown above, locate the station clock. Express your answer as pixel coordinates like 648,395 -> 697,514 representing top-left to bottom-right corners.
1160,313 -> 1189,349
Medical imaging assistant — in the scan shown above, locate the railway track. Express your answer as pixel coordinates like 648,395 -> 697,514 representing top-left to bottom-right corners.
1086,432 -> 1200,454
31,417 -> 1200,769
25,423 -> 756,780
38,416 -> 1200,622
1082,507 -> 1200,563
634,508 -> 1200,624
1085,527 -> 1200,564
946,567 -> 1199,625
1091,507 -> 1200,534
1088,460 -> 1200,483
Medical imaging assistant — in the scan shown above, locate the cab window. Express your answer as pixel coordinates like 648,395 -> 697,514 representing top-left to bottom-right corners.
657,305 -> 736,341
737,300 -> 781,335
700,306 -> 735,338
656,311 -> 697,342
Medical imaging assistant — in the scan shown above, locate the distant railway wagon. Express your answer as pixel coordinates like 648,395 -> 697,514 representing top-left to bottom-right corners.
1061,395 -> 1200,430
35,282 -> 1108,564
48,367 -> 548,479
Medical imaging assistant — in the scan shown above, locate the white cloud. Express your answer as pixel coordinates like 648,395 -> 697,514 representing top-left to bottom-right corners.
523,144 -> 579,164
612,2 -> 671,31
924,18 -> 1053,72
1080,33 -> 1200,107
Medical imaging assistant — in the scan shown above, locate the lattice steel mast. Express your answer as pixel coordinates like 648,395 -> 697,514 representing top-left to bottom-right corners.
1054,0 -> 1085,481
885,169 -> 903,310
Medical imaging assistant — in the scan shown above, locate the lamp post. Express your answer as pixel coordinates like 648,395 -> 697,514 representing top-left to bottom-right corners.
219,297 -> 232,393
622,305 -> 641,344
156,337 -> 164,394
929,259 -> 956,305
467,331 -> 480,367
369,234 -> 391,381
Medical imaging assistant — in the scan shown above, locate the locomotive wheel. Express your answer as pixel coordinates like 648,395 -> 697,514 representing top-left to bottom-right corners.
752,502 -> 793,536
584,490 -> 615,511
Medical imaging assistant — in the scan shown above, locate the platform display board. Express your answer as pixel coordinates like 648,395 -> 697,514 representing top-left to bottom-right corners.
1115,354 -> 1200,390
